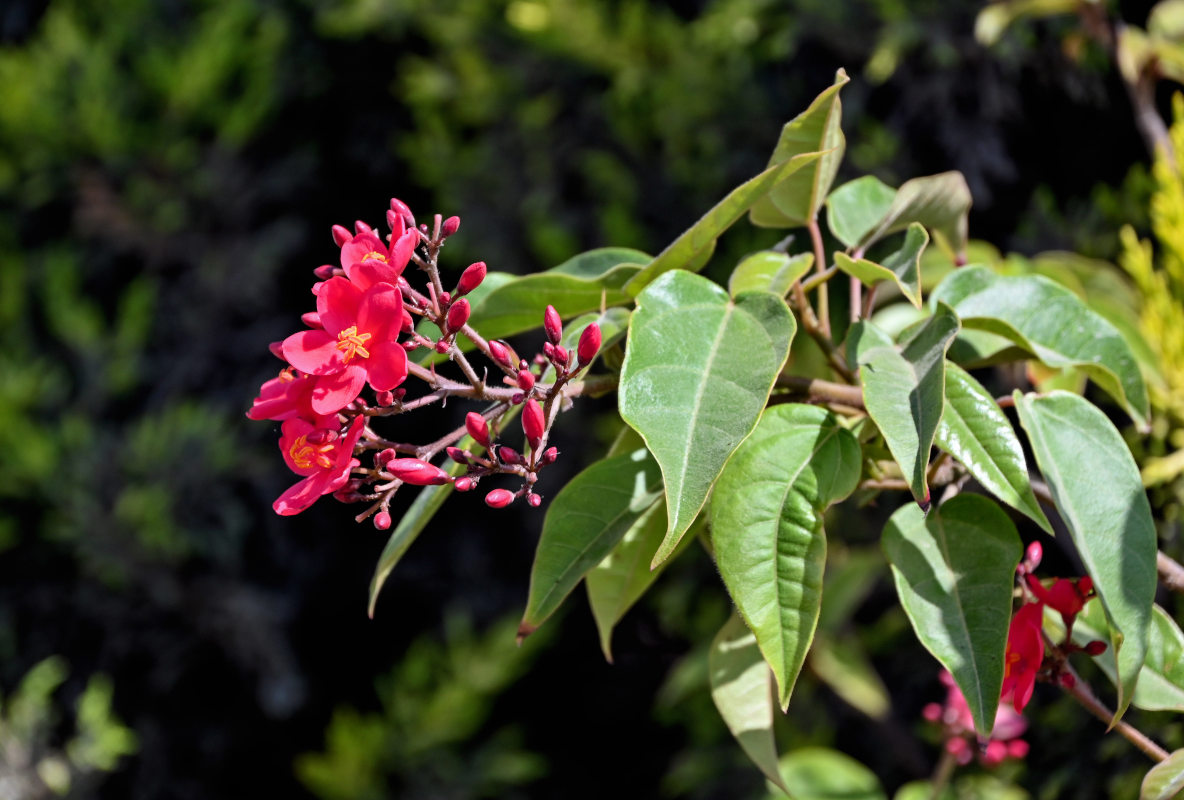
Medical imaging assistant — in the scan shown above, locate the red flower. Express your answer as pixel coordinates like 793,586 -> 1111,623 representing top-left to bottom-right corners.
339,229 -> 418,290
1001,602 -> 1045,712
273,416 -> 365,515
247,368 -> 335,426
1026,574 -> 1092,623
281,277 -> 408,414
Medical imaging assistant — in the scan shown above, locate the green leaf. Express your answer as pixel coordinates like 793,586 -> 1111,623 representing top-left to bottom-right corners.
1150,0 -> 1184,39
1014,390 -> 1157,719
882,494 -> 1022,736
750,69 -> 850,228
862,172 -> 972,257
559,307 -> 631,366
834,222 -> 928,307
518,447 -> 663,639
933,267 -> 1150,428
709,613 -> 791,797
728,251 -> 814,298
975,0 -> 1080,46
765,748 -> 887,800
620,271 -> 796,567
1142,748 -> 1184,800
826,175 -> 897,248
711,404 -> 861,709
854,305 -> 961,506
935,362 -> 1051,532
808,633 -> 891,719
625,153 -> 823,296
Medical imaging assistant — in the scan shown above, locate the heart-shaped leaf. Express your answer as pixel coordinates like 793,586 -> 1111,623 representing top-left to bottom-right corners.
933,267 -> 1150,428
709,613 -> 791,797
750,69 -> 850,228
826,175 -> 897,248
834,222 -> 928,307
935,362 -> 1051,532
518,447 -> 663,640
1015,390 -> 1156,719
728,251 -> 814,298
882,493 -> 1022,735
620,271 -> 796,568
710,404 -> 861,709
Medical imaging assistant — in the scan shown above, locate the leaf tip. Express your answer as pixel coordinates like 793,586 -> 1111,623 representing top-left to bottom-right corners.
516,621 -> 537,646
917,492 -> 932,514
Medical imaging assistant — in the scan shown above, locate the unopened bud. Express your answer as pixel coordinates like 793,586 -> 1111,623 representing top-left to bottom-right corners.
1084,640 -> 1107,656
435,340 -> 451,354
465,412 -> 490,447
497,446 -> 522,465
982,740 -> 1007,766
1025,541 -> 1043,570
511,392 -> 525,405
374,511 -> 392,530
402,340 -> 420,351
488,340 -> 514,369
390,197 -> 415,227
332,224 -> 351,247
1006,740 -> 1029,760
354,220 -> 372,234
439,291 -> 451,307
543,342 -> 555,359
553,345 -> 569,366
578,323 -> 601,366
393,388 -> 406,400
375,449 -> 397,469
522,399 -> 545,451
455,476 -> 476,492
457,262 -> 486,296
921,703 -> 942,722
376,390 -> 395,406
314,264 -> 336,279
446,298 -> 471,333
517,370 -> 535,392
420,223 -> 430,234
527,493 -> 542,507
387,458 -> 453,486
301,311 -> 323,329
544,305 -> 562,345
485,488 -> 515,508
441,215 -> 460,237
446,446 -> 469,464
541,446 -> 559,465
401,309 -> 415,333
1058,672 -> 1076,689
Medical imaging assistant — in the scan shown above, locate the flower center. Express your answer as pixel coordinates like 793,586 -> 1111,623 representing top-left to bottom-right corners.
278,367 -> 296,383
336,325 -> 373,362
289,435 -> 335,470
362,250 -> 388,263
1004,651 -> 1022,677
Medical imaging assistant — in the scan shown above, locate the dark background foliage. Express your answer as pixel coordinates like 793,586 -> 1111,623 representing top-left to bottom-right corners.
0,0 -> 1168,797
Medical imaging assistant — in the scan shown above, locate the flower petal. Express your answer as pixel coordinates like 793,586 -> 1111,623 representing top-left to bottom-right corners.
340,232 -> 388,271
273,474 -> 330,515
388,228 -> 418,276
311,363 -> 367,414
366,341 -> 408,392
316,276 -> 362,335
357,283 -> 403,343
282,329 -> 343,375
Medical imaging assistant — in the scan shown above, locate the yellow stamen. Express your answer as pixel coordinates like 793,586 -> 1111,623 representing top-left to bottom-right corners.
336,325 -> 372,362
278,367 -> 296,383
289,436 -> 336,470
362,250 -> 388,263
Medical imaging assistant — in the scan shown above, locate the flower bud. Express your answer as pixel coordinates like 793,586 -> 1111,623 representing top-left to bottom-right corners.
387,458 -> 453,486
485,488 -> 515,508
1058,672 -> 1076,689
439,291 -> 451,307
376,390 -> 395,407
386,209 -> 401,233
488,340 -> 514,369
1006,740 -> 1029,760
401,309 -> 415,333
393,388 -> 406,400
517,370 -> 535,392
541,446 -> 559,465
301,311 -> 323,329
1084,640 -> 1108,656
527,493 -> 542,508
390,197 -> 414,227
553,345 -> 569,366
1025,541 -> 1043,569
446,446 -> 469,465
542,342 -> 555,360
402,340 -> 420,351
354,220 -> 372,234
455,476 -> 476,492
375,449 -> 397,469
313,264 -> 336,279
577,323 -> 601,366
544,305 -> 562,345
465,412 -> 490,447
522,399 -> 545,451
920,703 -> 942,722
374,511 -> 392,530
435,339 -> 451,354
982,740 -> 1007,766
332,224 -> 351,247
511,392 -> 525,405
457,262 -> 486,296
441,215 -> 461,238
497,446 -> 522,465
446,298 -> 471,333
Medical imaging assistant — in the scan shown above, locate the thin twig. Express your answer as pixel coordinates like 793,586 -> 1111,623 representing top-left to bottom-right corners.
777,375 -> 864,408
1060,662 -> 1169,762
807,218 -> 831,337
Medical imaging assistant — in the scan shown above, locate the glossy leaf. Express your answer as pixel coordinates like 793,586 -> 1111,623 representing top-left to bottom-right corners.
625,152 -> 823,295
862,172 -> 972,257
933,267 -> 1150,428
854,305 -> 961,506
766,748 -> 887,800
834,222 -> 928,307
709,613 -> 791,797
882,494 -> 1022,735
826,175 -> 896,248
935,362 -> 1051,532
728,251 -> 814,298
518,447 -> 662,639
1142,748 -> 1184,800
1015,390 -> 1156,718
711,404 -> 861,709
620,271 -> 796,568
750,69 -> 849,228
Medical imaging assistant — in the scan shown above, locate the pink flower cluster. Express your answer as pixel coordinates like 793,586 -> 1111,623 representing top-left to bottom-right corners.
923,671 -> 1029,767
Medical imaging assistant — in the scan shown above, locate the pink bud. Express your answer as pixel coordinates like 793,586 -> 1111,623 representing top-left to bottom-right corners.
386,209 -> 400,232
485,488 -> 515,508
439,291 -> 451,307
541,446 -> 558,465
497,446 -> 522,465
354,220 -> 372,234
1084,640 -> 1107,656
1058,672 -> 1076,689
435,340 -> 451,354
402,341 -> 420,351
455,477 -> 476,492
332,224 -> 351,247
374,511 -> 392,530
517,370 -> 535,392
553,346 -> 569,366
446,298 -> 471,333
401,309 -> 415,333
376,390 -> 395,407
522,399 -> 544,451
301,311 -> 323,329
1025,541 -> 1042,570
387,458 -> 453,486
982,740 -> 1007,766
441,215 -> 460,237
578,323 -> 601,366
446,446 -> 469,464
544,305 -> 562,345
313,264 -> 336,279
457,262 -> 486,296
390,197 -> 415,227
921,703 -> 942,722
375,449 -> 397,469
393,388 -> 406,400
511,392 -> 525,405
488,340 -> 514,369
1006,740 -> 1029,760
465,412 -> 490,447
527,493 -> 542,507
542,342 -> 555,360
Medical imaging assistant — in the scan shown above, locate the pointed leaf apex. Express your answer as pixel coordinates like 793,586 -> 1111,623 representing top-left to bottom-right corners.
516,621 -> 537,645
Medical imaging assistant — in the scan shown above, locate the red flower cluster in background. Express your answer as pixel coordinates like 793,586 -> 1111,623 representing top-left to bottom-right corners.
248,200 -> 602,523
